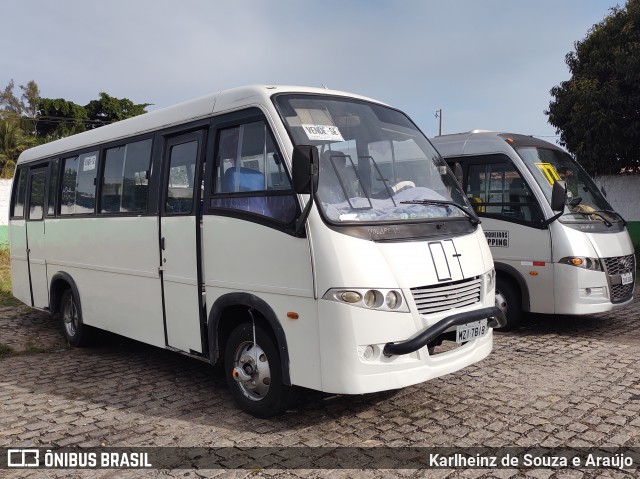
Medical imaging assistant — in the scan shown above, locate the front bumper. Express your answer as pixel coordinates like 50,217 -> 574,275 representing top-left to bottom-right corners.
383,306 -> 506,356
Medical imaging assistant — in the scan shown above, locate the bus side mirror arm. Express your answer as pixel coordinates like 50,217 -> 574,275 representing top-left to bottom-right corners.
542,180 -> 567,226
292,145 -> 319,235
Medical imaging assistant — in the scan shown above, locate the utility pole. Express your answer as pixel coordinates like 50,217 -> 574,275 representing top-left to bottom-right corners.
435,109 -> 442,136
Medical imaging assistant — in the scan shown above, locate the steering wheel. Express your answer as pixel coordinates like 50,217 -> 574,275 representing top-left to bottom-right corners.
392,181 -> 416,194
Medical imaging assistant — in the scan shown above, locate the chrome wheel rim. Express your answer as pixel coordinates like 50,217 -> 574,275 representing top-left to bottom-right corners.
63,295 -> 78,338
233,341 -> 271,401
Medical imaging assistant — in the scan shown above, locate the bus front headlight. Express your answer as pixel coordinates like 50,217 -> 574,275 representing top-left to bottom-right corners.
323,288 -> 409,312
559,257 -> 602,271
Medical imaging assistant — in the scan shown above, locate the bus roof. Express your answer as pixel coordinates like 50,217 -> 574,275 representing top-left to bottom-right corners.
17,85 -> 381,165
430,130 -> 564,157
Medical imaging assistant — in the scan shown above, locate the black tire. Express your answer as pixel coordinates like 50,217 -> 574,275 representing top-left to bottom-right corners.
60,288 -> 93,347
495,277 -> 523,330
224,321 -> 294,418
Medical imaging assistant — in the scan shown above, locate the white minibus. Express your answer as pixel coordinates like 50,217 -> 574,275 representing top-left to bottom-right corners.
432,131 -> 636,329
9,86 -> 504,417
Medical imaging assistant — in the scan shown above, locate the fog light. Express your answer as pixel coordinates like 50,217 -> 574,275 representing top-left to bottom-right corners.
364,290 -> 377,308
363,345 -> 375,360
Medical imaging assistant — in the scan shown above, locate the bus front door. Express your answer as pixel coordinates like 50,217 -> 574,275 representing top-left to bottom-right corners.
24,167 -> 49,308
463,159 -> 555,315
160,130 -> 206,354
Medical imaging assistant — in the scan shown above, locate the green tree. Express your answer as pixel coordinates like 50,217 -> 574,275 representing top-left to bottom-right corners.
36,98 -> 88,140
0,119 -> 36,178
546,0 -> 640,175
85,92 -> 151,128
0,80 -> 22,114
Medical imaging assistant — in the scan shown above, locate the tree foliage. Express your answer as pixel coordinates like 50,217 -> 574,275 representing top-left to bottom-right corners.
546,0 -> 640,175
85,92 -> 150,127
0,120 -> 36,178
36,98 -> 88,139
0,79 -> 150,177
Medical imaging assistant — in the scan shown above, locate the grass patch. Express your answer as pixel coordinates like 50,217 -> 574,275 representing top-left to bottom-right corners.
0,343 -> 14,356
0,247 -> 20,307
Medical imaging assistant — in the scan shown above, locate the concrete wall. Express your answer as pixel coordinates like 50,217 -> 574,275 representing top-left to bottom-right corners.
594,174 -> 640,249
0,179 -> 10,246
0,179 -> 11,226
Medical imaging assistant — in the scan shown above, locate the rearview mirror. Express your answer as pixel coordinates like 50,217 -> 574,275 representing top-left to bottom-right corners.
292,145 -> 319,194
551,180 -> 567,212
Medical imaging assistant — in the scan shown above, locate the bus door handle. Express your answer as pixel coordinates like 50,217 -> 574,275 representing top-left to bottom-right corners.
161,237 -> 166,250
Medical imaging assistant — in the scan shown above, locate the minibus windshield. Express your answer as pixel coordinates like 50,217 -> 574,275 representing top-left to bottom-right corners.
275,94 -> 470,224
517,147 -> 620,224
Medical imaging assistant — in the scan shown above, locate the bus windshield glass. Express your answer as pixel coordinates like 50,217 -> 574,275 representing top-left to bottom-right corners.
517,147 -> 619,224
274,94 -> 469,224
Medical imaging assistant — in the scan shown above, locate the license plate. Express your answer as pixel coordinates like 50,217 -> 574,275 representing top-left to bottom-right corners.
622,272 -> 633,285
456,319 -> 488,343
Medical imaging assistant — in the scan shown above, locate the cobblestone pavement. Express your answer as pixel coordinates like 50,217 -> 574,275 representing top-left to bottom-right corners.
1,288 -> 640,478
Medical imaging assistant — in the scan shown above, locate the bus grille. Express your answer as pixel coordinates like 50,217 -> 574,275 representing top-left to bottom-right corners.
411,276 -> 482,315
602,254 -> 636,303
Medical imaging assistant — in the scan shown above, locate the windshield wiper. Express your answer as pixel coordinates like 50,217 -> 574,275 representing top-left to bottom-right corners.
399,199 -> 480,225
569,210 -> 613,227
577,209 -> 626,227
598,209 -> 627,226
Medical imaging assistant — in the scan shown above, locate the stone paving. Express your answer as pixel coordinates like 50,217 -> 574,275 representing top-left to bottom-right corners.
1,288 -> 640,478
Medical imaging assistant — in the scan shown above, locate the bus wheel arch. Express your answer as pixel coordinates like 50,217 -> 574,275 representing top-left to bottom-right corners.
49,272 -> 92,346
49,272 -> 81,316
494,264 -> 530,330
207,293 -> 291,386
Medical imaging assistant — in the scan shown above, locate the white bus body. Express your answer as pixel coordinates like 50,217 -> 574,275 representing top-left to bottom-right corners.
9,86 -> 503,417
432,131 -> 636,328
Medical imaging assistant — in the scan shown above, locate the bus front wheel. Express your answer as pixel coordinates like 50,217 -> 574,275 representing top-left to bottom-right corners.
60,289 -> 92,347
224,321 -> 294,418
495,278 -> 522,330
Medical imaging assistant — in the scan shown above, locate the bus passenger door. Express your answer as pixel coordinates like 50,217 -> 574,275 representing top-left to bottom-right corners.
25,167 -> 49,308
160,130 -> 206,353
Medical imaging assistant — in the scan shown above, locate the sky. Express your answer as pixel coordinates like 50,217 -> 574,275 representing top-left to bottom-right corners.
1,0 -> 624,141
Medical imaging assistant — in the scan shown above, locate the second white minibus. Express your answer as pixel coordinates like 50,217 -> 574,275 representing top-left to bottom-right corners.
432,131 -> 636,329
10,86 -> 504,417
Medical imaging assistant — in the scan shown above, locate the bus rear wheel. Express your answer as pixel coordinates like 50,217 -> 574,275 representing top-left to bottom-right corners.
495,277 -> 522,330
224,321 -> 294,418
60,289 -> 92,347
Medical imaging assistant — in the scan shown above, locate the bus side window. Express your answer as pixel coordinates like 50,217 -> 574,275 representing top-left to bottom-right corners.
60,151 -> 98,215
211,121 -> 296,224
467,162 -> 542,222
165,140 -> 198,214
11,167 -> 28,218
28,171 -> 46,221
101,139 -> 152,214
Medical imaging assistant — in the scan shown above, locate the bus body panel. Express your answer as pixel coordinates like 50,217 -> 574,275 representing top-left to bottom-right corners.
310,216 -> 496,393
317,299 -> 494,394
161,215 -> 202,353
9,219 -> 31,305
45,217 -> 166,347
27,220 -> 48,308
551,222 -> 635,314
202,215 -> 320,390
481,216 -> 555,314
